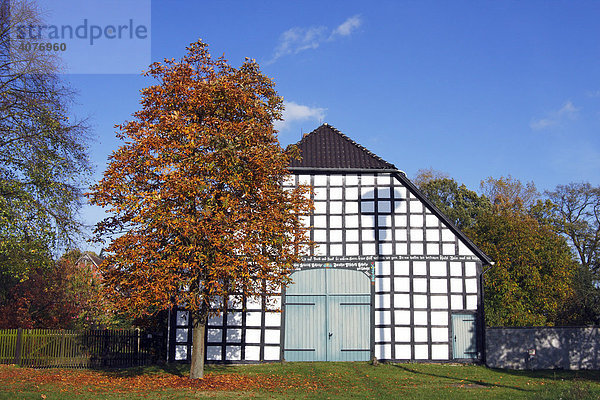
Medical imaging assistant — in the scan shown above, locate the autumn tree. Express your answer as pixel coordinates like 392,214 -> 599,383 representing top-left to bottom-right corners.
467,206 -> 578,326
89,40 -> 312,379
0,0 -> 91,301
480,175 -> 539,210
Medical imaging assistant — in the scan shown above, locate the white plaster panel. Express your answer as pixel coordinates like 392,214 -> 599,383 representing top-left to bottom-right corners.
245,329 -> 261,343
432,344 -> 449,360
362,242 -> 376,255
394,187 -> 407,199
377,175 -> 391,185
450,278 -> 463,293
430,296 -> 448,309
246,296 -> 262,310
394,229 -> 407,241
314,175 -> 327,186
430,261 -> 447,276
415,344 -> 429,359
410,243 -> 424,255
378,201 -> 391,213
298,175 -> 310,185
394,294 -> 410,308
207,346 -> 222,361
330,244 -> 343,256
313,215 -> 327,228
345,215 -> 359,228
226,329 -> 242,343
375,311 -> 391,325
410,228 -> 424,241
208,314 -> 223,326
363,227 -> 376,241
346,243 -> 360,256
379,243 -> 393,255
225,346 -> 242,361
451,295 -> 463,310
330,201 -> 343,213
450,262 -> 462,276
378,215 -> 391,227
426,229 -> 440,241
466,296 -> 478,310
394,310 -> 411,324
379,229 -> 393,241
431,311 -> 448,325
426,243 -> 440,255
465,262 -> 477,276
410,214 -> 424,227
411,201 -> 423,213
264,346 -> 280,360
227,312 -> 243,326
394,215 -> 407,227
414,311 -> 428,325
207,329 -> 221,343
412,261 -> 427,276
378,187 -> 391,198
330,175 -> 343,186
246,312 -> 261,327
329,215 -> 343,228
345,175 -> 359,186
175,345 -> 187,361
376,344 -> 392,360
395,261 -> 410,275
413,295 -> 428,309
376,277 -> 391,292
346,187 -> 359,200
465,279 -> 478,293
430,279 -> 448,294
426,214 -> 439,227
176,328 -> 188,343
330,187 -> 343,200
395,242 -> 408,255
346,201 -> 359,214
346,230 -> 359,242
413,278 -> 427,293
245,346 -> 260,361
458,241 -> 474,256
361,187 -> 375,199
376,294 -> 391,309
361,175 -> 375,185
376,327 -> 392,342
414,327 -> 428,342
313,229 -> 327,243
264,329 -> 280,344
441,229 -> 455,242
361,216 -> 375,228
314,187 -> 327,201
394,277 -> 410,292
395,201 -> 407,213
314,244 -> 326,256
314,201 -> 327,214
264,312 -> 281,326
395,344 -> 411,359
266,296 -> 281,311
395,327 -> 411,342
443,243 -> 456,255
431,327 -> 449,342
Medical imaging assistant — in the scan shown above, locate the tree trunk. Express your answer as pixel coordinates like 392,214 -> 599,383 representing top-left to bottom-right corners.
189,313 -> 207,379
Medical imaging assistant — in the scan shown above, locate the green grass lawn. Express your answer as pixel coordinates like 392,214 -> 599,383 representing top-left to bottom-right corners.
1,362 -> 600,399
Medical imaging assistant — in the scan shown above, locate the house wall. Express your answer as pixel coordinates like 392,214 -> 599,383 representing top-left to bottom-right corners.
169,171 -> 484,362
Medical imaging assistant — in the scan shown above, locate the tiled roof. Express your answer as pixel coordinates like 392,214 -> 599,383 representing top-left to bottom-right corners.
288,124 -> 397,170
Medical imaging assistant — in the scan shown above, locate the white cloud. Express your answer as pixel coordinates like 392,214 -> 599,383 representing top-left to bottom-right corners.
530,101 -> 579,131
274,101 -> 326,132
267,15 -> 362,64
330,15 -> 362,38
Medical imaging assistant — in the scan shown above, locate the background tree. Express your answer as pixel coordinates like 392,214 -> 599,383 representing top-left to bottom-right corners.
545,183 -> 600,276
412,167 -> 450,188
0,0 -> 91,303
416,176 -> 491,230
89,40 -> 312,379
466,206 -> 578,326
480,175 -> 539,210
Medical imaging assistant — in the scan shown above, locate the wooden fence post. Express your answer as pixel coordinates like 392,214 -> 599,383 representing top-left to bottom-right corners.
14,328 -> 22,366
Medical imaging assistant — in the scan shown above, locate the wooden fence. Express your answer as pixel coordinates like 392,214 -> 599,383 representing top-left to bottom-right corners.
0,329 -> 166,368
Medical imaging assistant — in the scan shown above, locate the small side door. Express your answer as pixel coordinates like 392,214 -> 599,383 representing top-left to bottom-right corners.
451,313 -> 477,359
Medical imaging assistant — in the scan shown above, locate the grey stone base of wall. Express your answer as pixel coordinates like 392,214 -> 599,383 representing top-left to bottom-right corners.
486,326 -> 600,370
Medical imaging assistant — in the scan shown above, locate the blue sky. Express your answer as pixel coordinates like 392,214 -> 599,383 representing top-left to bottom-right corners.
51,1 -> 600,251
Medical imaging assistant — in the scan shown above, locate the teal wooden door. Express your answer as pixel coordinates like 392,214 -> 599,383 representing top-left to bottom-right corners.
284,268 -> 370,361
451,313 -> 477,359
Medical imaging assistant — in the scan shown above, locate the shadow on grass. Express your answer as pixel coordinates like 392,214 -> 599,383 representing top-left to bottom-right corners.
91,362 -> 190,378
487,367 -> 600,383
392,364 -> 530,392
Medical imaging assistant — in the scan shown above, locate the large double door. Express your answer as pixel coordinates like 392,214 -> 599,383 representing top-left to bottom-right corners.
283,268 -> 371,362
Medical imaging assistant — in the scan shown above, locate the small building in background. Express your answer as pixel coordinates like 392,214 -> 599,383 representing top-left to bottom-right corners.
168,124 -> 491,363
